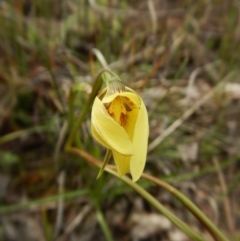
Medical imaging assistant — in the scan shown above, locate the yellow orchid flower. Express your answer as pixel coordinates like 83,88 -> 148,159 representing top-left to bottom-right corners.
91,79 -> 149,182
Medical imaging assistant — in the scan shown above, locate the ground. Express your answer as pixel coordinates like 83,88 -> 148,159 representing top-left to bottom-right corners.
0,1 -> 240,241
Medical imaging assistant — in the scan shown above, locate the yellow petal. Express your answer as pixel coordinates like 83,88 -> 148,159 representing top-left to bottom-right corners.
130,98 -> 149,182
102,92 -> 119,103
91,122 -> 111,149
102,91 -> 140,107
112,150 -> 130,176
118,92 -> 141,107
123,108 -> 139,140
91,97 -> 133,156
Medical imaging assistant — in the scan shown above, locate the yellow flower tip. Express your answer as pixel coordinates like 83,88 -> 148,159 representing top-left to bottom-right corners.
91,79 -> 149,182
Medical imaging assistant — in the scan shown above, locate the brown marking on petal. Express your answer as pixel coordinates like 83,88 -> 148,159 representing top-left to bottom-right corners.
104,96 -> 137,127
124,97 -> 138,111
124,104 -> 132,111
120,112 -> 128,127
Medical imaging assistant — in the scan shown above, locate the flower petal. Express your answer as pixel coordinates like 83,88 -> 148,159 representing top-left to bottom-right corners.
123,108 -> 139,140
91,122 -> 111,149
102,92 -> 119,103
91,97 -> 133,155
112,150 -> 130,176
102,91 -> 140,107
118,92 -> 141,107
130,98 -> 149,182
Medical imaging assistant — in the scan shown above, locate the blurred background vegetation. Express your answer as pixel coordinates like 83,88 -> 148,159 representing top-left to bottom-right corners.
0,0 -> 240,240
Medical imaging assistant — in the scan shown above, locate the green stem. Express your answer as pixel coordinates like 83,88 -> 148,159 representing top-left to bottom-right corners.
95,205 -> 114,241
64,70 -> 105,151
67,87 -> 81,148
108,170 -> 206,241
65,69 -> 122,151
68,148 -> 206,241
67,86 -> 83,148
142,173 -> 229,241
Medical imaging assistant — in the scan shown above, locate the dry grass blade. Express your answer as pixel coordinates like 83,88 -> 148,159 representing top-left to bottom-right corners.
212,157 -> 235,233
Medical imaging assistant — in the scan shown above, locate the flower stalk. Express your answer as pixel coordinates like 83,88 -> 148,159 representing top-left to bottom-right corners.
142,173 -> 229,241
65,70 -> 106,151
68,147 -> 207,241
